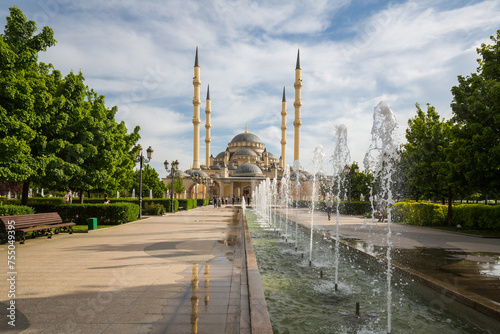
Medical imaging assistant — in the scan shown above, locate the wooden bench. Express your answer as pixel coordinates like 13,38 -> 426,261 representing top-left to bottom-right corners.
0,212 -> 75,244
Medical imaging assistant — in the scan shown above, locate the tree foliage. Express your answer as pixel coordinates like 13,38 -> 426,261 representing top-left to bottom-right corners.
0,7 -> 140,204
451,29 -> 500,200
132,165 -> 168,198
402,103 -> 453,201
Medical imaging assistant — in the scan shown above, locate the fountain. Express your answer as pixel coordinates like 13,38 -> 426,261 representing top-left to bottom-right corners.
308,146 -> 325,266
246,209 -> 486,333
332,124 -> 351,291
246,101 -> 496,333
280,166 -> 291,242
364,101 -> 400,334
132,188 -> 135,199
293,160 -> 302,251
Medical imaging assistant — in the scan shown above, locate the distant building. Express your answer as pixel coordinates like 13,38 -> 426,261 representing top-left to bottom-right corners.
163,47 -> 313,201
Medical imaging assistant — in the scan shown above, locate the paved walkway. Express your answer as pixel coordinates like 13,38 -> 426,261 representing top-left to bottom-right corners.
0,206 -> 250,334
276,208 -> 500,322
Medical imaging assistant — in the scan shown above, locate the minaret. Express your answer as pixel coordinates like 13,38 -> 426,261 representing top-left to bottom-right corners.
293,48 -> 302,162
205,85 -> 211,167
192,46 -> 201,170
280,86 -> 287,169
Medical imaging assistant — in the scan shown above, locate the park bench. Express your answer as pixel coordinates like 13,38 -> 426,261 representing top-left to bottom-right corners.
0,212 -> 75,244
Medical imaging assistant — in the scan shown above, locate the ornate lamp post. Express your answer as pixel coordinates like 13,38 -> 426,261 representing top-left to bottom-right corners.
344,163 -> 359,209
164,160 -> 179,213
136,146 -> 154,219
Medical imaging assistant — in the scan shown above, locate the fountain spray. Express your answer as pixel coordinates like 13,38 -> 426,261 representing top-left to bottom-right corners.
309,146 -> 325,267
293,160 -> 302,252
331,124 -> 351,290
363,101 -> 400,334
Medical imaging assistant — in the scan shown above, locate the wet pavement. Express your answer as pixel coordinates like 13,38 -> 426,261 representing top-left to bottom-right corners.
277,208 -> 500,322
0,206 -> 257,334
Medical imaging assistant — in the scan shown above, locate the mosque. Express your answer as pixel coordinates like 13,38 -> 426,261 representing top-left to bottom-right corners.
162,47 -> 312,201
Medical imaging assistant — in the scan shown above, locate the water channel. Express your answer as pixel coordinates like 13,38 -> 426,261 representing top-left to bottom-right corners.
247,209 -> 488,334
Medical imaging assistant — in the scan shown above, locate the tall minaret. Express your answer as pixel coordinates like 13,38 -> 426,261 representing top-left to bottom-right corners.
192,46 -> 201,170
205,85 -> 211,167
293,48 -> 302,162
280,86 -> 287,169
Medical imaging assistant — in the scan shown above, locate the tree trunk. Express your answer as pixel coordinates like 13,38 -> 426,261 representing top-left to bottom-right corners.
21,177 -> 31,206
447,186 -> 452,227
79,189 -> 84,204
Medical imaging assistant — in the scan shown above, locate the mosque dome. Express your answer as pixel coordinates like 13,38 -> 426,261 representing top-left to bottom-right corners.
228,165 -> 238,170
290,171 -> 308,181
234,148 -> 258,157
215,151 -> 226,158
191,170 -> 209,178
230,132 -> 262,144
232,163 -> 264,177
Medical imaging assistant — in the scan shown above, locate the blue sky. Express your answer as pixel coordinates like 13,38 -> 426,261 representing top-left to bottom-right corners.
2,0 -> 499,175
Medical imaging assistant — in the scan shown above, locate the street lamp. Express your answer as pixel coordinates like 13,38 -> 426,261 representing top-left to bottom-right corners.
135,145 -> 154,219
344,163 -> 359,206
164,160 -> 179,213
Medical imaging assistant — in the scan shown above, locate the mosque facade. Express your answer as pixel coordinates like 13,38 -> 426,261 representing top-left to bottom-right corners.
163,47 -> 311,202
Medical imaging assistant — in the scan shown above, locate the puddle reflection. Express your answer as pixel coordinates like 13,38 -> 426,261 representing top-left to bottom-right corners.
190,263 -> 211,333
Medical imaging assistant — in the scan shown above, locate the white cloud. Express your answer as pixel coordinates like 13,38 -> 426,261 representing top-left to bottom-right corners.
3,0 -> 499,174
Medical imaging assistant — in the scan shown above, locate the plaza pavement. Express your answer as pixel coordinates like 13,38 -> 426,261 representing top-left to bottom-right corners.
276,207 -> 500,325
0,205 -> 272,334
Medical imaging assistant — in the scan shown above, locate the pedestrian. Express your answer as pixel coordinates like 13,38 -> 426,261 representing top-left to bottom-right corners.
376,199 -> 386,222
213,196 -> 217,208
104,194 -> 110,204
64,189 -> 73,204
326,197 -> 333,220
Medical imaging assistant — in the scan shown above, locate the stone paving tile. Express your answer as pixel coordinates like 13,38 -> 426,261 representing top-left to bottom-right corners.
0,206 -> 252,333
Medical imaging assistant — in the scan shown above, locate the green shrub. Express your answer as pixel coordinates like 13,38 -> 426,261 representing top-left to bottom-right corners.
178,199 -> 196,210
452,204 -> 500,230
0,203 -> 34,216
143,202 -> 166,215
392,201 -> 447,226
83,198 -> 179,212
290,200 -> 371,215
29,203 -> 139,225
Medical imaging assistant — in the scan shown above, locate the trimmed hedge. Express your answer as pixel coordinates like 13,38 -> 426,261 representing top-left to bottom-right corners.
178,199 -> 197,210
76,198 -> 179,212
291,200 -> 372,215
392,201 -> 447,226
28,203 -> 139,225
452,204 -> 500,230
0,198 -> 65,205
143,202 -> 166,215
392,201 -> 500,231
196,198 -> 210,207
0,203 -> 35,216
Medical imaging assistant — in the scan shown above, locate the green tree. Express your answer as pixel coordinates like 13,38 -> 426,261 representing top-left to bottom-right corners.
1,7 -> 140,203
351,169 -> 374,201
0,7 -> 56,204
451,29 -> 500,201
173,175 -> 185,198
403,103 -> 453,202
133,165 -> 168,198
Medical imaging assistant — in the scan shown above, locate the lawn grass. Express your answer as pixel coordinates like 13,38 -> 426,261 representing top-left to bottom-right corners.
72,225 -> 116,231
429,225 -> 500,237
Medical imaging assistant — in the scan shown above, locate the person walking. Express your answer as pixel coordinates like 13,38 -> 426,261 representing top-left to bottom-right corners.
326,197 -> 333,220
